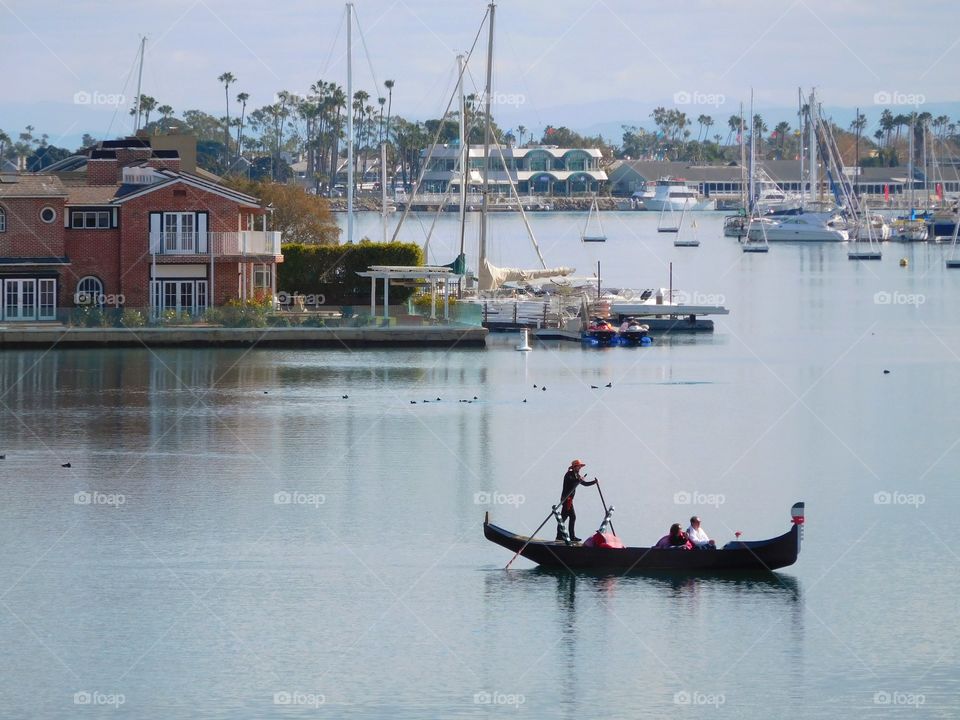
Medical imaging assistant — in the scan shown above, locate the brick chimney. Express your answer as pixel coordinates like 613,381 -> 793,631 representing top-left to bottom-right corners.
87,150 -> 118,185
116,146 -> 153,167
145,151 -> 181,174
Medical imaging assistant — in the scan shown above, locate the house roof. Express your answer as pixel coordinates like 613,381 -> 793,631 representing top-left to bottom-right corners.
110,169 -> 263,208
0,174 -> 68,198
66,185 -> 121,205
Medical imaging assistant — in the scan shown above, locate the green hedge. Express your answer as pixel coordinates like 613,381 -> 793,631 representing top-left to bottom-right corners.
278,240 -> 425,305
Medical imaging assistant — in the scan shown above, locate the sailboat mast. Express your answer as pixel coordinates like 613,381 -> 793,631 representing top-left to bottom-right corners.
808,89 -> 817,204
748,90 -> 755,215
346,2 -> 355,245
739,102 -> 746,212
479,2 -> 495,270
133,37 -> 146,133
908,115 -> 915,211
457,53 -> 467,261
798,88 -> 804,208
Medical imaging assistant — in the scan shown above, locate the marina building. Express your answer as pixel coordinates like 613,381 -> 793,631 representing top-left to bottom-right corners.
419,144 -> 607,196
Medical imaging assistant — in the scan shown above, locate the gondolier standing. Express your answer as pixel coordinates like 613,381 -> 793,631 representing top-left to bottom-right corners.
558,459 -> 597,542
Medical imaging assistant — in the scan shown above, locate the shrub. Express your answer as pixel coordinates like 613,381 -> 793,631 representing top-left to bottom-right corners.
278,239 -> 425,305
121,309 -> 146,328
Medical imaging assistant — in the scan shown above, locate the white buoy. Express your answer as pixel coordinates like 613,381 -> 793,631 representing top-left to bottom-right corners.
516,328 -> 532,351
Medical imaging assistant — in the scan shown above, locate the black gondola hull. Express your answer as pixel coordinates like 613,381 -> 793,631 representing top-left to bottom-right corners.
485,519 -> 801,572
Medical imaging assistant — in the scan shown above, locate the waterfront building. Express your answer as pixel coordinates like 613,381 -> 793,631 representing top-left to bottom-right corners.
420,144 -> 607,196
0,137 -> 281,322
608,160 -> 960,205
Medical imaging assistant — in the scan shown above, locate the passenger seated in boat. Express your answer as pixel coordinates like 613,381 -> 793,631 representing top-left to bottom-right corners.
686,516 -> 716,549
619,317 -> 632,332
654,523 -> 692,550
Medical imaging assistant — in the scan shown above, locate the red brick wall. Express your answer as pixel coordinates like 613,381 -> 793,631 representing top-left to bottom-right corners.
87,159 -> 118,185
64,228 -> 121,306
144,158 -> 181,173
116,147 -> 152,167
0,197 -> 66,257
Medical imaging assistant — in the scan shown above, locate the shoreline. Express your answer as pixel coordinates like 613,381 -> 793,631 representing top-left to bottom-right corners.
0,325 -> 488,350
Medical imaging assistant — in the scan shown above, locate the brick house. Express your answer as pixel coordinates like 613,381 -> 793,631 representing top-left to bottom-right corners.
0,137 -> 281,322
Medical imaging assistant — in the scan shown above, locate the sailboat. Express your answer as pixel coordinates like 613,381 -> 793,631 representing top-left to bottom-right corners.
673,209 -> 699,247
848,200 -> 882,260
581,195 -> 607,242
742,93 -> 769,253
391,2 -> 572,298
946,215 -> 960,268
657,202 -> 680,233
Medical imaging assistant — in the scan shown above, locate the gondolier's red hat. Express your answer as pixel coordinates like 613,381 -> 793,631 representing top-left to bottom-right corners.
570,459 -> 586,469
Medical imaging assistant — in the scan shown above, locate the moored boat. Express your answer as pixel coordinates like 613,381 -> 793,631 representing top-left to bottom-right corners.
618,318 -> 651,345
582,317 -> 618,344
485,502 -> 804,572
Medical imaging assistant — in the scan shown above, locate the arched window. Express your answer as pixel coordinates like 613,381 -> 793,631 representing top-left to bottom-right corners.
0,206 -> 6,232
75,276 -> 104,306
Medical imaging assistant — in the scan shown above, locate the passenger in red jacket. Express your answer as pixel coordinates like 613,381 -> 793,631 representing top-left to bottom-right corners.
655,523 -> 693,549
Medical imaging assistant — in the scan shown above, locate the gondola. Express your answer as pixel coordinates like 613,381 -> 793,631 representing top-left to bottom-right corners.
485,502 -> 804,573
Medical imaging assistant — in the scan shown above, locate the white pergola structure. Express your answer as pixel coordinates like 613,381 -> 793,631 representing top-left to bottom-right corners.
356,265 -> 462,321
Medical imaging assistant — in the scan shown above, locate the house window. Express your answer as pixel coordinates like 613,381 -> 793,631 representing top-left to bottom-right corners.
75,276 -> 104,306
0,207 -> 5,232
253,264 -> 272,295
162,212 -> 196,253
151,280 -> 208,317
40,206 -> 56,224
71,210 -> 111,229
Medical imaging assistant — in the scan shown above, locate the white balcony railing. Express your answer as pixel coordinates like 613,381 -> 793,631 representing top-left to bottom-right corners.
149,231 -> 282,256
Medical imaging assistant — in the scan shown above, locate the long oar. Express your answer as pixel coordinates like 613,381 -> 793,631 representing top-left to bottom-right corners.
595,479 -> 616,536
505,487 -> 577,570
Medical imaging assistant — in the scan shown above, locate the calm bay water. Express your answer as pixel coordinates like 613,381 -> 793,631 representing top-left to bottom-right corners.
1,211 -> 959,718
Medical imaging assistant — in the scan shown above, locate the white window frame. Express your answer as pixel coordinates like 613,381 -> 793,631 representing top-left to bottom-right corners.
70,210 -> 111,229
75,276 -> 104,306
150,279 -> 208,317
38,279 -> 56,320
253,264 -> 272,294
39,206 -> 57,224
3,279 -> 37,320
0,206 -> 6,233
162,212 -> 196,254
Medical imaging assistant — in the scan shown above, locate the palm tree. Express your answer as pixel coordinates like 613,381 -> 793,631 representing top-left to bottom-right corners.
235,92 -> 249,164
752,115 -> 767,157
879,109 -> 894,148
218,72 -> 236,163
849,111 -> 866,166
696,114 -> 710,143
726,114 -> 741,146
383,79 -> 395,142
377,95 -> 386,145
774,121 -> 791,157
517,124 -> 527,148
141,96 -> 157,126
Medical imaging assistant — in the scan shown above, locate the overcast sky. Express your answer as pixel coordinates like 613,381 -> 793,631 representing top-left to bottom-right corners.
2,0 -> 957,147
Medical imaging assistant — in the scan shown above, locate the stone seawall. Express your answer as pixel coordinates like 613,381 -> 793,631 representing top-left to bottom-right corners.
0,326 -> 488,349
